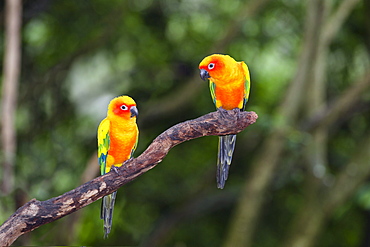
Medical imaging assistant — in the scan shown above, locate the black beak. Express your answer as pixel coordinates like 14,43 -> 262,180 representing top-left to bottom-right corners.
130,106 -> 139,118
200,69 -> 210,81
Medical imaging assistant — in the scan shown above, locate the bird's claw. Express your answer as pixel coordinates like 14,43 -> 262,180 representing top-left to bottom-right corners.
217,107 -> 229,119
123,158 -> 134,166
111,165 -> 122,176
232,108 -> 242,119
112,158 -> 134,176
217,107 -> 243,121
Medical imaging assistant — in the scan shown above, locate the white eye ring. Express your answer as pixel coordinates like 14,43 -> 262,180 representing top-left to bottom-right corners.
208,63 -> 215,70
120,105 -> 128,110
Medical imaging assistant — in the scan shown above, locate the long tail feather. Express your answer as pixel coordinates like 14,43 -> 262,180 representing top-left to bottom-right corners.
217,134 -> 236,189
101,191 -> 117,238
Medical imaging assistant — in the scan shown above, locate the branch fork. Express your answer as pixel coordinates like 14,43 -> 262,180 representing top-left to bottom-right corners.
0,110 -> 258,246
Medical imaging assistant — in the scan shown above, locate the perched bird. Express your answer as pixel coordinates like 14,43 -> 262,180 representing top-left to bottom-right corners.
97,95 -> 139,238
199,54 -> 250,189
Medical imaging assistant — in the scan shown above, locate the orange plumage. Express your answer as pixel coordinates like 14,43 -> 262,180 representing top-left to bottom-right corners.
97,95 -> 139,238
199,54 -> 250,110
199,54 -> 250,189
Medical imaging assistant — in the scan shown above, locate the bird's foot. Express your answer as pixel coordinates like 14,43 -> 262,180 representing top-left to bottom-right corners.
123,157 -> 134,165
217,107 -> 229,119
112,158 -> 134,176
217,107 -> 242,119
232,108 -> 242,119
111,165 -> 122,176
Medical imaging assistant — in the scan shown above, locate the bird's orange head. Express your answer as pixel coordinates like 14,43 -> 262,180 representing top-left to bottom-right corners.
107,95 -> 138,120
199,54 -> 238,82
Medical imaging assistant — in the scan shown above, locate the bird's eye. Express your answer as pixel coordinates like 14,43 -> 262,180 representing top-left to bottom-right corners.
208,63 -> 215,70
120,105 -> 128,111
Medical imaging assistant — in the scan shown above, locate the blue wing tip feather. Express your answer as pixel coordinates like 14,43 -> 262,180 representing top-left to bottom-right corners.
101,191 -> 117,238
216,135 -> 236,189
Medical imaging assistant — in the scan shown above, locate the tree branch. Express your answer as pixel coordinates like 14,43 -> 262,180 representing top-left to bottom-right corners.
142,191 -> 237,247
323,131 -> 370,212
1,0 -> 22,194
322,0 -> 361,46
0,110 -> 258,247
303,71 -> 370,131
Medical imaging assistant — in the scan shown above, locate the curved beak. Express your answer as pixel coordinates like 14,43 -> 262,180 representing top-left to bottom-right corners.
130,106 -> 139,118
200,69 -> 210,81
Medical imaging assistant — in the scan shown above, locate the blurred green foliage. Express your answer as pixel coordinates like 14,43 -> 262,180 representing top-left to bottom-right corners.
0,0 -> 369,246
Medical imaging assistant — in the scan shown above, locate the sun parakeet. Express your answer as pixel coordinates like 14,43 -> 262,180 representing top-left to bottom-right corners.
97,95 -> 139,238
199,54 -> 250,189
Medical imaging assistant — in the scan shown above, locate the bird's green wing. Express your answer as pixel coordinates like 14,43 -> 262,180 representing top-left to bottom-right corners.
130,130 -> 139,158
209,80 -> 217,106
242,61 -> 251,110
98,118 -> 110,175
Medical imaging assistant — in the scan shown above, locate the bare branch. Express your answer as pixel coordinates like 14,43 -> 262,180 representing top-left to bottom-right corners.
1,0 -> 22,194
211,0 -> 272,52
303,71 -> 370,131
0,110 -> 258,247
322,0 -> 361,45
142,191 -> 237,247
323,131 -> 370,212
281,131 -> 370,247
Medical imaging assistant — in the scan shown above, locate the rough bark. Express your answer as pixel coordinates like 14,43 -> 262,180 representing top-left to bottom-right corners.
0,110 -> 258,247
